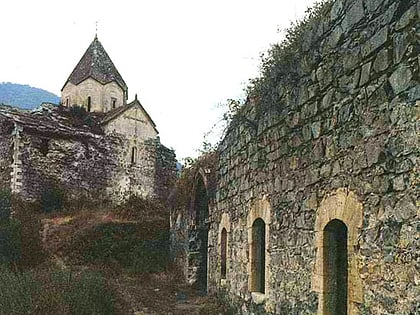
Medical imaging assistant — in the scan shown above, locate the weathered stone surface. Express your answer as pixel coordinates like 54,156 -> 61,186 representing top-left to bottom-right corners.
342,0 -> 365,32
171,0 -> 419,314
365,0 -> 382,14
393,33 -> 409,64
362,26 -> 388,58
396,5 -> 417,30
373,48 -> 390,73
0,105 -> 176,204
389,65 -> 413,95
360,61 -> 372,86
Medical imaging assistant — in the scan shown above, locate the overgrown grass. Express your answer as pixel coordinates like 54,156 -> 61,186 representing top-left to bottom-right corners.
0,219 -> 21,265
0,266 -> 38,314
0,266 -> 115,315
71,222 -> 169,273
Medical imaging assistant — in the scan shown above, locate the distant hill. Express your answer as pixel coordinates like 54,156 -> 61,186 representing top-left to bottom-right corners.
0,82 -> 60,109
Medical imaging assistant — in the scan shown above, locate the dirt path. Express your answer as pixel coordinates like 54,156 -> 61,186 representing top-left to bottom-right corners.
110,272 -> 212,315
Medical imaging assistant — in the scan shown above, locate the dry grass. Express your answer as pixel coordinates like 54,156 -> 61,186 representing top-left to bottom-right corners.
3,197 -> 227,315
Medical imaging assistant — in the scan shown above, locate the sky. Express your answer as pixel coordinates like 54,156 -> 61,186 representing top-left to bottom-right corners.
1,0 -> 318,160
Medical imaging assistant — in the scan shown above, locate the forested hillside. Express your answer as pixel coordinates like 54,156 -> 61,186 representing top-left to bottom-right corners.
0,82 -> 60,109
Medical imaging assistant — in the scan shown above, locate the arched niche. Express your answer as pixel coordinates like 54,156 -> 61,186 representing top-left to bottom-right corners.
247,196 -> 271,299
312,188 -> 363,315
218,212 -> 231,285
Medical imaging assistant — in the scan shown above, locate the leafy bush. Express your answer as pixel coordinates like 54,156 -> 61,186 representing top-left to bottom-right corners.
115,195 -> 167,222
0,267 -> 116,315
12,198 -> 44,268
0,266 -> 38,314
40,185 -> 64,213
78,222 -> 169,273
0,219 -> 21,265
0,189 -> 11,219
64,270 -> 115,315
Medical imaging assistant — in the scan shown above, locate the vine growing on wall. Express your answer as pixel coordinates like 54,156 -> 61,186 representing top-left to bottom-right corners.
247,0 -> 333,113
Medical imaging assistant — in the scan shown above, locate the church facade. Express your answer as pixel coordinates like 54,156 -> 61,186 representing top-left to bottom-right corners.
0,36 -> 176,205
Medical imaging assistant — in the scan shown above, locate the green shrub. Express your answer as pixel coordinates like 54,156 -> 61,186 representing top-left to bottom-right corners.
12,199 -> 44,268
65,270 -> 115,315
77,223 -> 169,273
40,185 -> 64,213
0,266 -> 38,314
0,189 -> 11,219
0,219 -> 21,265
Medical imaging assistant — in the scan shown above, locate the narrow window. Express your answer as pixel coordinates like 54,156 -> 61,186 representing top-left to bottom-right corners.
84,142 -> 90,159
323,219 -> 348,315
131,147 -> 137,164
221,228 -> 227,279
66,97 -> 69,107
87,96 -> 91,112
40,139 -> 49,156
112,98 -> 117,109
251,218 -> 266,293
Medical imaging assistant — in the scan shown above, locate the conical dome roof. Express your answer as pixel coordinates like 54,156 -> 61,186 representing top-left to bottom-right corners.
63,36 -> 127,91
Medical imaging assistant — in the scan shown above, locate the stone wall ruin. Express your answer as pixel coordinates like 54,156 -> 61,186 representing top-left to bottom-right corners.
171,0 -> 419,314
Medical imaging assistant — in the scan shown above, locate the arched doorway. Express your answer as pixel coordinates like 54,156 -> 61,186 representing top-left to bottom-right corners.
323,219 -> 348,315
251,218 -> 266,293
192,175 -> 209,294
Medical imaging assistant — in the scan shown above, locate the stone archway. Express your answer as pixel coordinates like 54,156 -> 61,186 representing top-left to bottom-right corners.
312,188 -> 363,315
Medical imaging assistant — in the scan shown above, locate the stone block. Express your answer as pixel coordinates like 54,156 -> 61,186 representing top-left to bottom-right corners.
389,65 -> 413,95
396,5 -> 417,30
365,138 -> 382,166
359,61 -> 372,86
330,0 -> 344,21
342,0 -> 365,32
311,121 -> 322,139
362,26 -> 388,58
393,33 -> 409,64
373,48 -> 390,73
321,89 -> 335,110
392,175 -> 406,191
365,0 -> 382,13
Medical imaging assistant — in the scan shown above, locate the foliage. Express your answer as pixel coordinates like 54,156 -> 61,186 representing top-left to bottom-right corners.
59,105 -> 104,133
69,104 -> 87,119
12,197 -> 45,268
115,195 -> 167,222
40,184 -> 65,213
0,266 -> 115,315
0,219 -> 21,266
0,266 -> 38,314
75,222 -> 169,274
246,0 -> 332,113
64,196 -> 170,273
0,82 -> 59,109
0,189 -> 11,220
62,270 -> 115,315
173,151 -> 218,214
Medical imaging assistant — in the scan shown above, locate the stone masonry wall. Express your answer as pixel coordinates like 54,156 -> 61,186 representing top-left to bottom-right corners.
0,106 -> 176,205
62,79 -> 125,112
203,0 -> 419,314
18,130 -> 123,203
0,118 -> 13,191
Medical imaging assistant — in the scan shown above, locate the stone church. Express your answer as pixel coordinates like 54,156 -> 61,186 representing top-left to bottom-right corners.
0,36 -> 176,204
170,0 -> 419,314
